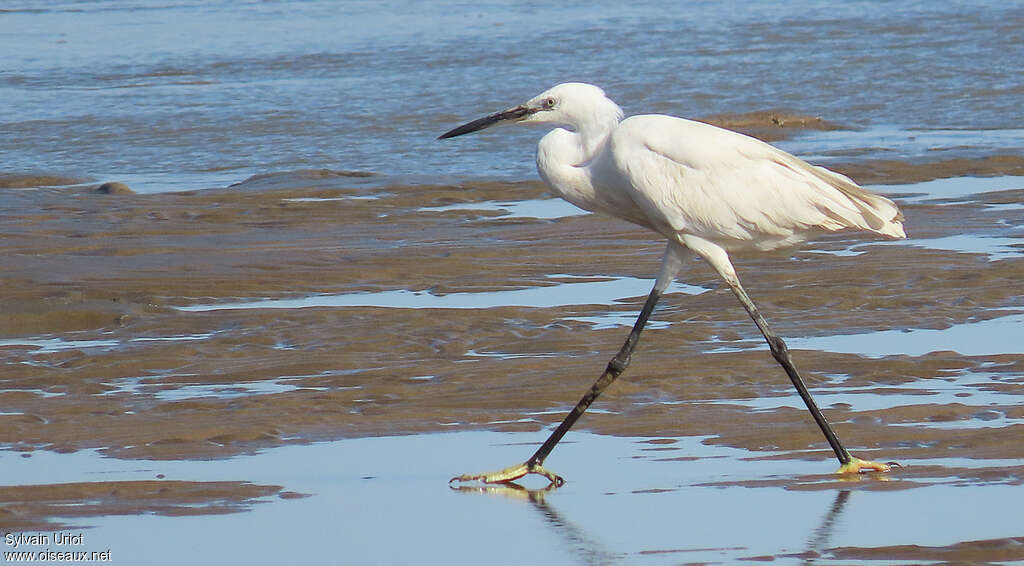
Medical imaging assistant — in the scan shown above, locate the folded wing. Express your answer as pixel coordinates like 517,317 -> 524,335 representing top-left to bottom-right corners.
607,115 -> 905,251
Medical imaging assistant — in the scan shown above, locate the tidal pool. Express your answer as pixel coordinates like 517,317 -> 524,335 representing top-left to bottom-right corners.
2,431 -> 1021,565
175,276 -> 707,312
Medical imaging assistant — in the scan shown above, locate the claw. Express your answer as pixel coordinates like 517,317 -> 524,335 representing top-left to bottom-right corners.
837,456 -> 901,474
450,462 -> 565,487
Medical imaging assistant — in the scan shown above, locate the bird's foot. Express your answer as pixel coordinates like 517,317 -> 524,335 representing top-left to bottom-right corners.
449,461 -> 565,487
837,456 -> 901,474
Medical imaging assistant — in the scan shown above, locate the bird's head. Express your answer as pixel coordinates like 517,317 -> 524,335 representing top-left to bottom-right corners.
438,82 -> 623,140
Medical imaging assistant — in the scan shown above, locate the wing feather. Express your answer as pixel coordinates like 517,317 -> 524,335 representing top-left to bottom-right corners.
607,115 -> 904,250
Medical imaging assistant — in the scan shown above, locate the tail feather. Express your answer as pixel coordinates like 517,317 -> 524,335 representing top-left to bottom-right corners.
768,151 -> 905,239
807,165 -> 906,238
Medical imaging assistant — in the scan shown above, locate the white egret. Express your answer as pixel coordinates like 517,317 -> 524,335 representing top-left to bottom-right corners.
439,83 -> 904,486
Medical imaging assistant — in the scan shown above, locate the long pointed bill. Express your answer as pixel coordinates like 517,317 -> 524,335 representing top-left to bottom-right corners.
438,105 -> 535,139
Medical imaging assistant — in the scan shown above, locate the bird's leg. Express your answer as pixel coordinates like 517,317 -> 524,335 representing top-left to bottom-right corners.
450,288 -> 664,486
528,288 -> 663,465
725,278 -> 897,474
451,244 -> 687,486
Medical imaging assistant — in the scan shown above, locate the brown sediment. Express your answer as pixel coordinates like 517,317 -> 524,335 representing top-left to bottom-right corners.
833,154 -> 1024,185
0,162 -> 1022,537
830,537 -> 1024,563
698,110 -> 843,142
228,168 -> 377,190
0,167 -> 1021,458
0,480 -> 285,531
0,173 -> 93,189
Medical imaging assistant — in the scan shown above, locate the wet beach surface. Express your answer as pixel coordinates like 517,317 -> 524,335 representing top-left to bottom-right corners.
3,1 -> 1024,564
1,165 -> 1022,563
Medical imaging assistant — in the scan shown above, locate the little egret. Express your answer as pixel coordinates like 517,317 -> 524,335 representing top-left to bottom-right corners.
439,82 -> 904,486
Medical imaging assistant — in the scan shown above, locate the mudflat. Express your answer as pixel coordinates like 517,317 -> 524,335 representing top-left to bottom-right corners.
1,155 -> 1022,562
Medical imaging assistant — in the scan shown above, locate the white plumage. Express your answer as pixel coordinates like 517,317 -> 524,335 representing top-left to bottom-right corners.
528,83 -> 904,254
440,82 -> 902,485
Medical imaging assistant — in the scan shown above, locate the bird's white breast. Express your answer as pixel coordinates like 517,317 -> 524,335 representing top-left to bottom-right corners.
536,128 -> 655,230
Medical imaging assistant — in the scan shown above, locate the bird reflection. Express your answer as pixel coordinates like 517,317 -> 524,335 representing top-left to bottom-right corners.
451,483 -> 620,565
448,482 -> 556,501
803,490 -> 851,564
453,483 -> 856,564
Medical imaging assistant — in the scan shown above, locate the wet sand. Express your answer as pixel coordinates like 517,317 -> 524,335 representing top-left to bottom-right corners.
1,150 -> 1023,562
0,480 -> 286,532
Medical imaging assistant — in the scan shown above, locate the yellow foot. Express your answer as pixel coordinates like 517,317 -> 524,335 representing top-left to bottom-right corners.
837,456 -> 902,474
450,462 -> 565,487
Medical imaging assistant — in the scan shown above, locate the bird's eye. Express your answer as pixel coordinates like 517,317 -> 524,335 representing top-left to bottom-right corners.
544,97 -> 556,108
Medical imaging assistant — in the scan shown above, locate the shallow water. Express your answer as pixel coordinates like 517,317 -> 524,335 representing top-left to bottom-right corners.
176,275 -> 706,312
3,1 -> 1023,190
873,175 -> 1024,203
419,197 -> 589,220
709,312 -> 1024,358
3,432 -> 1023,565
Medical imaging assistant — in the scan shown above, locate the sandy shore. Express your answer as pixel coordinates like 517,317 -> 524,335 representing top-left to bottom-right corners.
1,144 -> 1022,558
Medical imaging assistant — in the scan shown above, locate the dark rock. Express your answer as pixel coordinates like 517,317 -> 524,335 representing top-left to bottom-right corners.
95,182 -> 135,195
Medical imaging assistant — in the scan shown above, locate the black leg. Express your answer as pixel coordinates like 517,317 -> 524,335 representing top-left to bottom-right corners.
450,287 -> 664,486
726,280 -> 852,465
728,280 -> 897,472
687,237 -> 894,473
527,288 -> 663,469
450,242 -> 690,486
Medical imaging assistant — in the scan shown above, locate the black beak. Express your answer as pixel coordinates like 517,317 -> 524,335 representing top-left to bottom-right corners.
438,105 -> 535,140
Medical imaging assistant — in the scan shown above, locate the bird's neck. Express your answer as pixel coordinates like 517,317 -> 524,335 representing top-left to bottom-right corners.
536,118 -> 617,213
538,115 -> 618,169
577,113 -> 621,161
